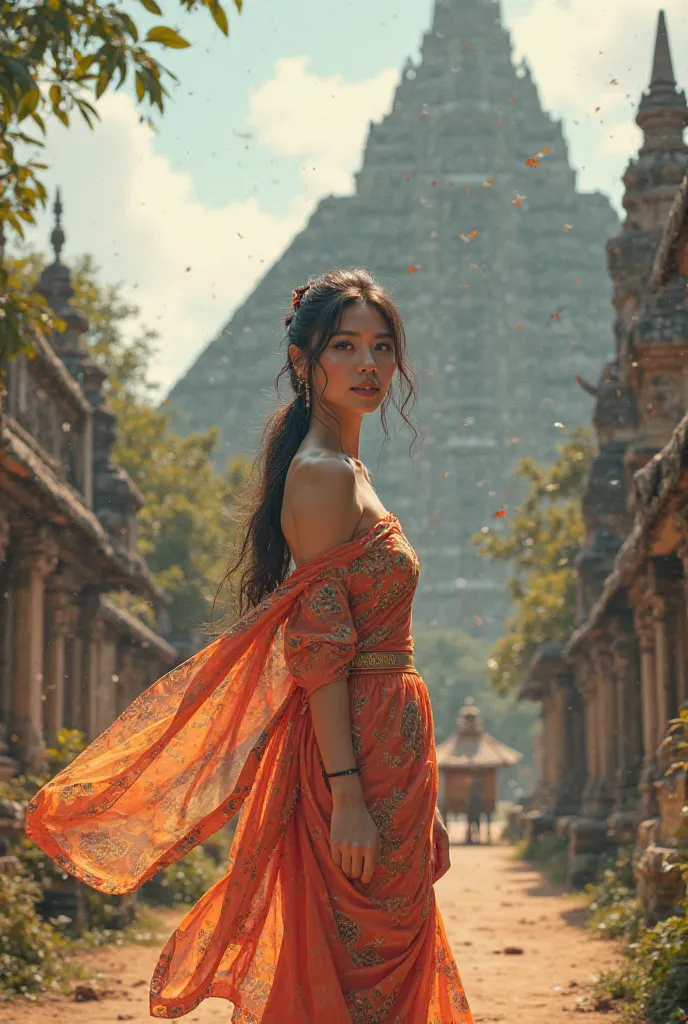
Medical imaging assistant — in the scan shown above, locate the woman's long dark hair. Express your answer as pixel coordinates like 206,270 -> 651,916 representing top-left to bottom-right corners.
215,267 -> 418,620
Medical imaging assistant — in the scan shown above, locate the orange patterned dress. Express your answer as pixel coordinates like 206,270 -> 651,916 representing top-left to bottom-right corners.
26,512 -> 473,1023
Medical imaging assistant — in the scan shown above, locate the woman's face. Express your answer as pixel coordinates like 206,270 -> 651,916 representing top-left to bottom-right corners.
295,300 -> 397,415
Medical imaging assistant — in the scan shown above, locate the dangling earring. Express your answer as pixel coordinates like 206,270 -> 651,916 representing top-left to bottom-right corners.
299,375 -> 311,412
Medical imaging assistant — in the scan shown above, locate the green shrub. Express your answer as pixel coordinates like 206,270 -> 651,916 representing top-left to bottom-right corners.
515,832 -> 569,885
587,847 -> 644,943
595,912 -> 688,1023
141,844 -> 221,907
0,864 -> 73,997
0,729 -> 86,804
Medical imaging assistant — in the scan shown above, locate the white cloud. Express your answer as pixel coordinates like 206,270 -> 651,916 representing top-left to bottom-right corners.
248,56 -> 398,195
28,60 -> 398,395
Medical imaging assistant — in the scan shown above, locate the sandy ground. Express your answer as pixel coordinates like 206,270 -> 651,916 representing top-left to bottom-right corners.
0,826 -> 623,1024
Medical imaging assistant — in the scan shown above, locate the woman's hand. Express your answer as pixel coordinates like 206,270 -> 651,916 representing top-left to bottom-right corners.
329,775 -> 379,884
432,807 -> 451,882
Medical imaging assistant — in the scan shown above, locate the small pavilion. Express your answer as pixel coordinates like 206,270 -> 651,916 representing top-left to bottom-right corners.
436,698 -> 523,839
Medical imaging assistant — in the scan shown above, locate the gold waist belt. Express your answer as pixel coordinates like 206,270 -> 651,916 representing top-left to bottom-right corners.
350,651 -> 415,673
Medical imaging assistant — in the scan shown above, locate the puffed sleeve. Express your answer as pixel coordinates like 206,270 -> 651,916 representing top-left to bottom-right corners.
284,570 -> 358,697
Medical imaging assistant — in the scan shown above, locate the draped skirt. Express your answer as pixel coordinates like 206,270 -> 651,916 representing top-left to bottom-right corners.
150,670 -> 473,1023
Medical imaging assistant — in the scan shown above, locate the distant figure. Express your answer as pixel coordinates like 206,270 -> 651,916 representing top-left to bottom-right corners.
466,776 -> 484,844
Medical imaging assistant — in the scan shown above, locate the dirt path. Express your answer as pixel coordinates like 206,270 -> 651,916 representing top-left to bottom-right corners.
0,828 -> 623,1023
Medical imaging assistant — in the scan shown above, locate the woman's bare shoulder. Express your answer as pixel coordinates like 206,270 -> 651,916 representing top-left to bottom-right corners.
283,451 -> 362,563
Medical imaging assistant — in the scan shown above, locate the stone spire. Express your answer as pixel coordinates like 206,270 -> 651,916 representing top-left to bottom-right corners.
577,11 -> 688,618
37,189 -> 89,378
624,9 -> 688,225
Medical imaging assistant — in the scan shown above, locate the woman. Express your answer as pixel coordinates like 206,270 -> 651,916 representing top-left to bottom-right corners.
26,269 -> 474,1023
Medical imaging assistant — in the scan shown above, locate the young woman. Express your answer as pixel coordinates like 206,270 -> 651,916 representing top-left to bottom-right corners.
26,269 -> 474,1023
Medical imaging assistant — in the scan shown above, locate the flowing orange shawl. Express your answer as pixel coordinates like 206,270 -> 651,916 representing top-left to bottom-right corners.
25,529 -> 380,1013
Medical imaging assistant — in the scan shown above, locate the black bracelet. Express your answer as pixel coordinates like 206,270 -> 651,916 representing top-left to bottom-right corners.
326,767 -> 360,778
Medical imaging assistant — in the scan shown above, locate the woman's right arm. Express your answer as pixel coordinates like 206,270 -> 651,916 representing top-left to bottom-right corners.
284,457 -> 379,885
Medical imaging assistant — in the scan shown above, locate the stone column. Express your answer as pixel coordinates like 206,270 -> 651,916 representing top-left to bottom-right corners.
651,593 -> 671,747
607,616 -> 643,841
117,645 -> 137,716
95,624 -> 118,737
11,527 -> 58,773
577,655 -> 599,814
77,589 -> 103,742
563,680 -> 587,814
591,635 -> 616,818
635,599 -> 658,819
43,582 -> 73,745
0,512 -> 10,567
672,513 -> 688,707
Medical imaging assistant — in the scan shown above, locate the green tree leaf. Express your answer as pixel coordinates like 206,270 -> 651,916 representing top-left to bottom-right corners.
145,26 -> 191,48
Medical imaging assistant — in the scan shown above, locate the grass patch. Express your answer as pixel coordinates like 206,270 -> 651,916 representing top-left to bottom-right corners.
513,832 -> 569,885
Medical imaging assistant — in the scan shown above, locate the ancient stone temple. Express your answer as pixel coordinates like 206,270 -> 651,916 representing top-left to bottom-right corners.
166,0 -> 619,633
0,193 -> 176,780
520,11 -> 688,904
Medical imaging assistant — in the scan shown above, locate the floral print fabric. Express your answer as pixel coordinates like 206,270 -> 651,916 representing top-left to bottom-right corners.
25,512 -> 473,1023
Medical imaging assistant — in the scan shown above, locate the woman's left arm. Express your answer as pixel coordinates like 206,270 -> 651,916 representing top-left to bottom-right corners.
432,806 -> 451,882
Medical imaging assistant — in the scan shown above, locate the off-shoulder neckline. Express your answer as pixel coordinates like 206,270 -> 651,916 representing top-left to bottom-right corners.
352,509 -> 397,542
289,510 -> 398,576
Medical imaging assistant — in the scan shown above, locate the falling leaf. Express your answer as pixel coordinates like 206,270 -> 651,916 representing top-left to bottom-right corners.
573,277 -> 581,285
525,157 -> 539,168
460,284 -> 471,290
408,265 -> 417,273
405,174 -> 412,181
551,311 -> 562,320
483,177 -> 494,188
515,321 -> 523,329
541,147 -> 551,153
469,229 -> 477,238
508,97 -> 516,104
563,223 -> 573,230
493,510 -> 507,518
427,370 -> 436,376
609,78 -> 618,85
441,471 -> 448,478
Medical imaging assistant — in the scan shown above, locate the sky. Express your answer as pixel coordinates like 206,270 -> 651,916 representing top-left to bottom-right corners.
22,0 -> 688,397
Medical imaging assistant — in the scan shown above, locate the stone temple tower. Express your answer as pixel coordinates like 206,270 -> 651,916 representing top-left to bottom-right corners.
577,10 -> 688,619
167,0 -> 619,634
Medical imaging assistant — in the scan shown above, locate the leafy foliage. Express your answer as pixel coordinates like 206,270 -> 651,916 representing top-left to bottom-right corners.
514,832 -> 569,885
587,847 -> 644,944
0,0 -> 240,358
0,864 -> 72,996
473,427 -> 595,692
141,844 -> 223,907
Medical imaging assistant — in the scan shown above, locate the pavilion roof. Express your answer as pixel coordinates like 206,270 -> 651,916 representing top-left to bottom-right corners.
435,698 -> 523,770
